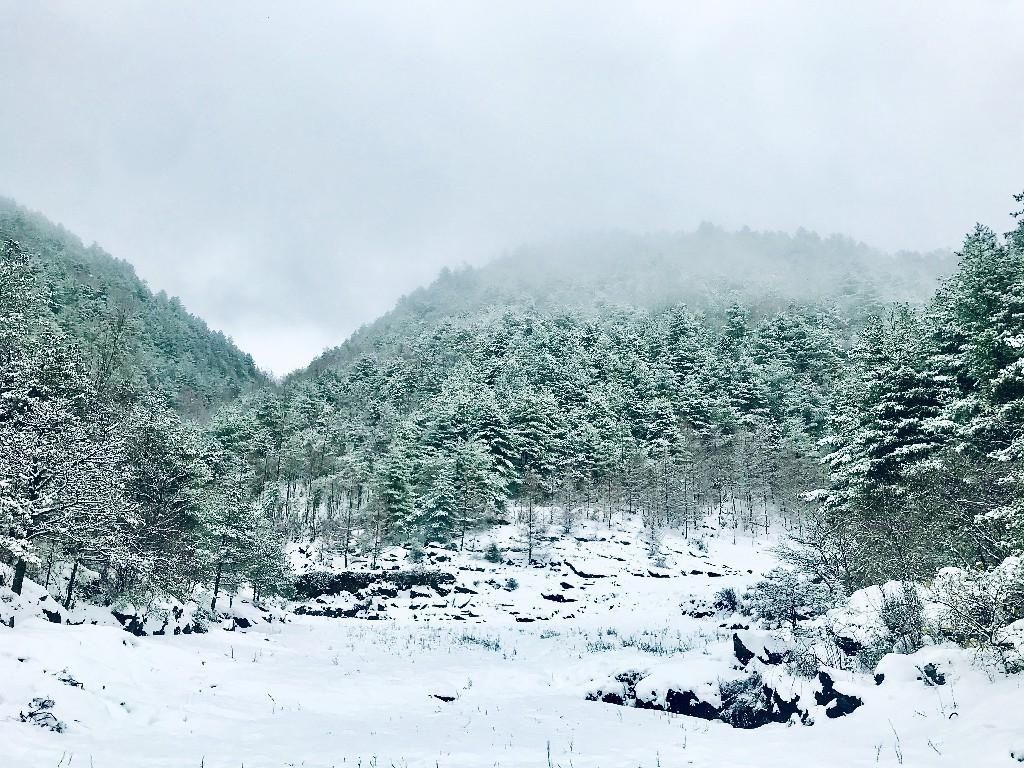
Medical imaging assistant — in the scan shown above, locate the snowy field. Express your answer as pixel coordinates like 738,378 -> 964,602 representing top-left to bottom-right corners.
2,518 -> 1022,767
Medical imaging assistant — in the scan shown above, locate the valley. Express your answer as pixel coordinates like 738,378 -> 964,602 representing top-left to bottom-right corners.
3,515 -> 1021,767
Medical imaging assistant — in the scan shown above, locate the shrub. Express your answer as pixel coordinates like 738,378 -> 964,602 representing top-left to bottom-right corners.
744,568 -> 831,629
880,582 -> 925,654
786,636 -> 821,678
856,636 -> 894,672
484,543 -> 503,564
504,577 -> 519,591
719,672 -> 770,728
932,558 -> 1024,671
713,587 -> 739,614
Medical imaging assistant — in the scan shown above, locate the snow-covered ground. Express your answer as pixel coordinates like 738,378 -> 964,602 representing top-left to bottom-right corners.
2,516 -> 1022,767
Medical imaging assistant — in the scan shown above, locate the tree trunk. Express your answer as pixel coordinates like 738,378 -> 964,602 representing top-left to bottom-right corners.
343,495 -> 353,568
211,559 -> 224,611
527,497 -> 534,566
64,559 -> 79,609
44,549 -> 55,588
211,534 -> 227,611
12,558 -> 27,595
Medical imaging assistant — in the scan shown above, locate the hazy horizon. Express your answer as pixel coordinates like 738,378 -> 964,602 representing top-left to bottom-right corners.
3,1 -> 1022,373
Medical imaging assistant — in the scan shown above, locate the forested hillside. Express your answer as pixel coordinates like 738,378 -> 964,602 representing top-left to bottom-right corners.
0,198 -> 266,416
266,225 -> 954,569
308,226 -> 952,374
0,204 -> 283,612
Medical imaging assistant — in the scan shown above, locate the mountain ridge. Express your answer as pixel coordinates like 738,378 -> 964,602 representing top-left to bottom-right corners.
301,225 -> 953,378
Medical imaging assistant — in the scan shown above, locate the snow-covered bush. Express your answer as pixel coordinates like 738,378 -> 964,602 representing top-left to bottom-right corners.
822,581 -> 930,672
713,587 -> 739,614
879,582 -> 926,654
19,698 -> 65,733
743,568 -> 830,629
932,558 -> 1024,671
786,632 -> 823,678
718,671 -> 770,728
484,542 -> 503,563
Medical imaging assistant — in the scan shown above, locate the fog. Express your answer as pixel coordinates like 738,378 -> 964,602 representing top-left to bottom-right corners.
1,1 -> 1022,374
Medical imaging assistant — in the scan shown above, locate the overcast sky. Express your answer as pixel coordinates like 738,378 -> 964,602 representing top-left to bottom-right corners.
2,2 -> 1022,374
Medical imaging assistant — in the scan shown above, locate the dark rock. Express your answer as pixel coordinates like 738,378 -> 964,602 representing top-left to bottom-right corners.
733,634 -> 755,666
232,617 -> 252,630
685,609 -> 714,619
541,593 -> 576,603
769,689 -> 810,725
758,647 -> 786,666
294,604 -> 360,619
590,669 -> 810,730
918,663 -> 946,686
661,690 -> 720,720
111,610 -> 147,636
647,570 -> 671,578
294,569 -> 455,599
565,561 -> 608,579
815,672 -> 863,718
559,582 -> 575,590
834,635 -> 863,657
586,671 -> 647,708
454,585 -> 477,595
42,609 -> 61,624
874,673 -> 885,685
432,694 -> 456,702
718,675 -> 811,729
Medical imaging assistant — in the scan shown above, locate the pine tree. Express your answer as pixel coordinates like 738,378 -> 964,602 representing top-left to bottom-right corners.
0,241 -> 122,594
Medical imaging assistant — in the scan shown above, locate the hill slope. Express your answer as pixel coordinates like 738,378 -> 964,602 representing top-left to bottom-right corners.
307,226 -> 952,375
0,197 -> 267,416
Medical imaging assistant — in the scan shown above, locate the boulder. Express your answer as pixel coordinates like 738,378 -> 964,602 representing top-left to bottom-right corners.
815,672 -> 863,718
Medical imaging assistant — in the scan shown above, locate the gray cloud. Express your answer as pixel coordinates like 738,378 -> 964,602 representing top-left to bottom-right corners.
2,1 -> 1022,374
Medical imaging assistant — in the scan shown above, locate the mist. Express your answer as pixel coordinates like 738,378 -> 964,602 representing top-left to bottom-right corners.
2,1 -> 1022,374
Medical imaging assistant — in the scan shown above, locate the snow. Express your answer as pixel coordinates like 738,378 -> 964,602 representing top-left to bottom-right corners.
823,581 -> 924,646
2,516 -> 1023,767
631,653 -> 745,709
